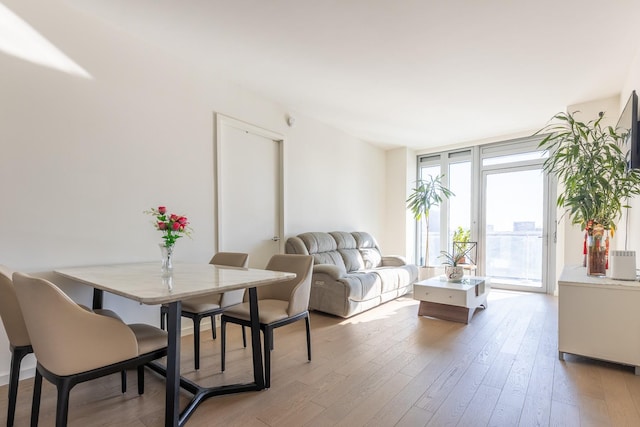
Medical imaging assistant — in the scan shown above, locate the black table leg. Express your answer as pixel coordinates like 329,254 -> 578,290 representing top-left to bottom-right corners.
146,288 -> 265,427
92,288 -> 104,310
248,287 -> 265,389
166,301 -> 181,427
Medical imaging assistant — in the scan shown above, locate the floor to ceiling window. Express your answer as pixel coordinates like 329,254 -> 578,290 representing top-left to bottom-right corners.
414,137 -> 555,293
416,150 -> 472,267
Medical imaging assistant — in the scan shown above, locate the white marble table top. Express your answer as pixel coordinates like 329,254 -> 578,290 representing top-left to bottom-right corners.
55,262 -> 295,305
415,276 -> 487,291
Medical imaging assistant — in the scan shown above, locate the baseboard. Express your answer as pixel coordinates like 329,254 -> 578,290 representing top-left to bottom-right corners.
178,314 -> 218,336
0,364 -> 36,387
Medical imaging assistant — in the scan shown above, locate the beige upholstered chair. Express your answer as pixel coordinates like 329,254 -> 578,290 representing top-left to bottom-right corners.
0,266 -> 31,427
160,252 -> 249,370
221,254 -> 314,388
12,272 -> 168,426
0,267 -> 128,427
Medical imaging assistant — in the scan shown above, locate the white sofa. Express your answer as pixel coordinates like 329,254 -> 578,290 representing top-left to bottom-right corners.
284,231 -> 418,318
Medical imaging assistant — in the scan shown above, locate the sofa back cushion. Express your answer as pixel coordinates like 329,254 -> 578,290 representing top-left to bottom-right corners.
286,231 -> 385,273
330,232 -> 366,272
297,232 -> 347,271
353,232 -> 383,269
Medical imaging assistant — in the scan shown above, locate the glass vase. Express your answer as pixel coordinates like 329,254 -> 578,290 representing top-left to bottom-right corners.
586,224 -> 608,277
159,243 -> 174,277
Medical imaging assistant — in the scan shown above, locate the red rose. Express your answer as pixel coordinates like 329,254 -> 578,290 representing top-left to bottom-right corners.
179,225 -> 185,232
172,222 -> 181,231
158,222 -> 167,230
178,216 -> 188,225
170,214 -> 179,221
158,206 -> 167,214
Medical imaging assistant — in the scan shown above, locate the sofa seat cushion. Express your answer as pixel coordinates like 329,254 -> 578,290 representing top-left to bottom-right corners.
369,266 -> 418,294
340,272 -> 381,302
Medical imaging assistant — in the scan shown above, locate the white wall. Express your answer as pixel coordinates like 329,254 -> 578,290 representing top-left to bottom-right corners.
284,113 -> 386,238
384,147 -> 416,261
0,1 -> 387,385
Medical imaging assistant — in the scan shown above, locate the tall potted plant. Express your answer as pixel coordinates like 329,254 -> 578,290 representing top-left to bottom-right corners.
406,174 -> 454,267
537,111 -> 640,275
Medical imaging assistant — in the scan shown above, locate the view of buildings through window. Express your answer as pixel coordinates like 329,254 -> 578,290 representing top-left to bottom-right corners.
484,168 -> 543,287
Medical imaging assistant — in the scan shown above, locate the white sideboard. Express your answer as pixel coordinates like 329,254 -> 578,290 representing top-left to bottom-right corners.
558,265 -> 640,374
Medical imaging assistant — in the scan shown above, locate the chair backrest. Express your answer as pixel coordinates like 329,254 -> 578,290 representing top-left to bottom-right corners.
210,252 -> 249,268
12,272 -> 139,376
210,252 -> 249,307
0,265 -> 30,347
259,254 -> 314,316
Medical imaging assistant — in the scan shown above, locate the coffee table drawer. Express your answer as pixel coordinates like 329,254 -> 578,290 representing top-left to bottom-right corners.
415,285 -> 466,306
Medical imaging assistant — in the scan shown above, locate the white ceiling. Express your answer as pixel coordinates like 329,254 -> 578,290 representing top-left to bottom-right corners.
67,0 -> 640,150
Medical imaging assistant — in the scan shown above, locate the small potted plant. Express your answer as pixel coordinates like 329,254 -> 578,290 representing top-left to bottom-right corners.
452,226 -> 470,244
439,245 -> 473,282
452,226 -> 472,264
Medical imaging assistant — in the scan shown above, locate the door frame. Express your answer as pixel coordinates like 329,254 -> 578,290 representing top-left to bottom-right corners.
214,113 -> 285,255
478,140 -> 556,294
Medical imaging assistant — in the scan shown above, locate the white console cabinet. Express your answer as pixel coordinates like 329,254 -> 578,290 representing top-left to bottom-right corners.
558,265 -> 640,374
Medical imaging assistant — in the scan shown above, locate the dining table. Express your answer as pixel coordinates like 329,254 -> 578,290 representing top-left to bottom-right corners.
55,262 -> 295,427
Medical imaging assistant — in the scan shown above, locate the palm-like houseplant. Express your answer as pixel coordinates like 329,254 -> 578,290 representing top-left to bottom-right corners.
537,111 -> 640,275
406,174 -> 454,267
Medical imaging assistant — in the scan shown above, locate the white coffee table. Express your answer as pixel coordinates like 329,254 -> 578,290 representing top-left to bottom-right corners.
413,276 -> 489,324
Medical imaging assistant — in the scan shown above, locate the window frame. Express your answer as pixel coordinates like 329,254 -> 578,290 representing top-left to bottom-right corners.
415,149 -> 474,266
414,136 -> 556,294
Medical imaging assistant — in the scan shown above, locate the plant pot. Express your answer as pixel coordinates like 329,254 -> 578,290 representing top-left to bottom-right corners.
445,266 -> 464,282
586,224 -> 608,277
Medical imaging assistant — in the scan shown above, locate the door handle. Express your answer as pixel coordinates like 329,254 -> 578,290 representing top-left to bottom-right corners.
272,236 -> 281,242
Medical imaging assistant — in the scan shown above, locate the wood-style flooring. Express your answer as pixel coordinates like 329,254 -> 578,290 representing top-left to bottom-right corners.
2,289 -> 640,426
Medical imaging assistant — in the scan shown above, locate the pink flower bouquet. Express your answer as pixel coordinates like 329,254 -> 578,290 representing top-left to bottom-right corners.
145,205 -> 192,247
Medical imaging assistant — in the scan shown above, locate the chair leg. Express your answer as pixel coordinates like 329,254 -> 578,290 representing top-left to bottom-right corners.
211,314 -> 217,339
30,370 -> 42,427
55,379 -> 72,427
194,317 -> 201,370
305,315 -> 312,361
264,326 -> 272,389
137,365 -> 145,395
7,347 -> 30,427
220,317 -> 226,372
160,307 -> 166,330
241,326 -> 247,348
121,370 -> 127,393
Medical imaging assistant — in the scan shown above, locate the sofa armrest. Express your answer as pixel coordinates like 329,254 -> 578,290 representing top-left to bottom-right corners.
285,236 -> 310,255
381,255 -> 408,267
313,264 -> 345,279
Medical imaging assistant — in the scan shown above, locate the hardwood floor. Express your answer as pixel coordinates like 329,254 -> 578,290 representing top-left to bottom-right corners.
3,289 -> 640,426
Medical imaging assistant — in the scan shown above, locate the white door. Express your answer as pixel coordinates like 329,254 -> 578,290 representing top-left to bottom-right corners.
480,164 -> 550,292
215,115 -> 284,268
